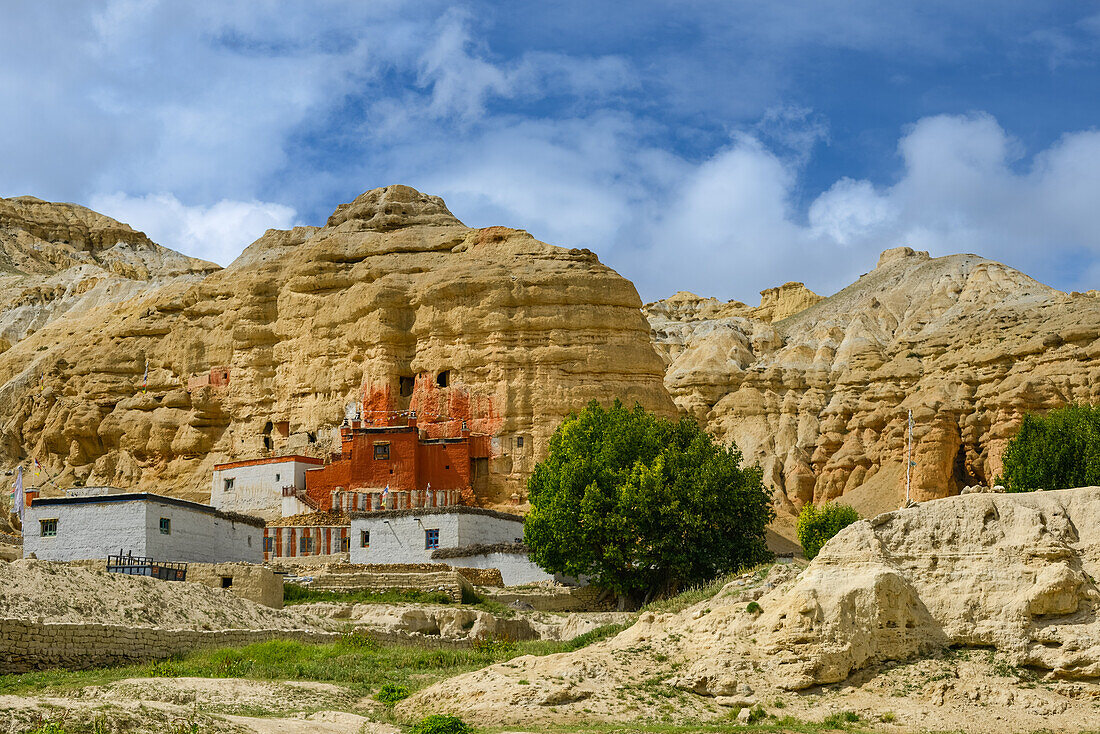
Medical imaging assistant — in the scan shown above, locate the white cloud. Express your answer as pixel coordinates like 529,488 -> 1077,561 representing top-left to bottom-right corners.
89,192 -> 298,265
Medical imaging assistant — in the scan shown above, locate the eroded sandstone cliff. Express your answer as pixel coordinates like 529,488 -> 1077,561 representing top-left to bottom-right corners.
646,247 -> 1100,513
0,186 -> 674,504
0,196 -> 219,347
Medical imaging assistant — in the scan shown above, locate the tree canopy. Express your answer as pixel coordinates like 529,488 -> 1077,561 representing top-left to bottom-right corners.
1000,404 -> 1100,492
523,400 -> 774,603
796,502 -> 860,560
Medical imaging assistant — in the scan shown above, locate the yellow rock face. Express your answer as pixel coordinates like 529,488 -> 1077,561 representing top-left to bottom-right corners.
0,195 -> 220,346
648,247 -> 1100,513
0,186 -> 674,505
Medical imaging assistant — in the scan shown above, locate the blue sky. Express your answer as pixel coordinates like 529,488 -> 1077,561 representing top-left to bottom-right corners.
2,2 -> 1099,302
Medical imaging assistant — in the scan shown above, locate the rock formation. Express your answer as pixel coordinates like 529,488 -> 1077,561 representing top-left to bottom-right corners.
401,487 -> 1100,728
646,247 -> 1100,513
0,196 -> 219,347
0,186 -> 674,504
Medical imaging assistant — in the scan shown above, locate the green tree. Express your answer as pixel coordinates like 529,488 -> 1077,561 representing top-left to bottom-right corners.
524,400 -> 774,605
796,502 -> 860,560
1001,404 -> 1100,492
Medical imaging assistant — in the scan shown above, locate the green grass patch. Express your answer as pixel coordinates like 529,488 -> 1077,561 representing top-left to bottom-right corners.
641,564 -> 770,615
0,623 -> 634,700
282,583 -> 454,606
411,714 -> 472,734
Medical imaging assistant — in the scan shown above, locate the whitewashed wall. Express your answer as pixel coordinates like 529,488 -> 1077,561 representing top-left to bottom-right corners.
143,501 -> 262,563
349,511 -> 525,566
350,514 -> 462,564
23,498 -> 261,563
210,459 -> 316,518
458,514 -> 526,547
24,501 -> 146,561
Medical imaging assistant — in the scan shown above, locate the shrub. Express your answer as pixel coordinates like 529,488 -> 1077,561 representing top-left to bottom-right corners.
410,715 -> 472,734
1000,404 -> 1100,491
746,601 -> 762,614
822,710 -> 861,726
796,502 -> 860,560
525,399 -> 774,605
375,682 -> 411,704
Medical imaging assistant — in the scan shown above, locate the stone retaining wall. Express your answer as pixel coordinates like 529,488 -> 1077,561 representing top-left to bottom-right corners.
0,617 -> 338,674
303,569 -> 474,602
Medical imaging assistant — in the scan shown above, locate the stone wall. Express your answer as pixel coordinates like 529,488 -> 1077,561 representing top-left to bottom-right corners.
298,568 -> 474,603
0,617 -> 337,674
441,551 -> 553,586
184,562 -> 284,609
453,567 -> 503,587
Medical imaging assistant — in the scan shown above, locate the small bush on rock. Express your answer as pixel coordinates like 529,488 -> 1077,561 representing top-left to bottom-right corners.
796,503 -> 860,560
411,715 -> 472,734
375,682 -> 411,704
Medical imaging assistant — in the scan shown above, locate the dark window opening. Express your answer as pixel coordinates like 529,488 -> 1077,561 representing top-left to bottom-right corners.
263,537 -> 274,552
361,530 -> 370,548
374,443 -> 390,460
224,478 -> 234,490
300,537 -> 314,553
263,435 -> 273,450
340,536 -> 350,552
221,576 -> 233,588
445,465 -> 450,470
307,432 -> 317,444
516,436 -> 524,448
222,372 -> 228,380
436,370 -> 449,388
40,519 -> 57,537
263,421 -> 273,434
425,528 -> 440,549
274,473 -> 280,482
399,376 -> 415,397
160,518 -> 171,535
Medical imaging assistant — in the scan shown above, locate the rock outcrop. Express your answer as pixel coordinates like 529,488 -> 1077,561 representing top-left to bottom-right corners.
401,488 -> 1100,728
646,247 -> 1100,513
0,196 -> 219,346
0,185 -> 674,503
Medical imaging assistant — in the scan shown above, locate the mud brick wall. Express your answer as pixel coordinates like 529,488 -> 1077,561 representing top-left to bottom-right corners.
303,569 -> 473,602
0,617 -> 338,674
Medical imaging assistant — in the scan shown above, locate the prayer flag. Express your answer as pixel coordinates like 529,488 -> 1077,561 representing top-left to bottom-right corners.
11,466 -> 23,523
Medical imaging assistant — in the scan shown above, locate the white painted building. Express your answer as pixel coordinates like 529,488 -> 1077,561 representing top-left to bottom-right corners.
210,456 -> 323,519
23,492 -> 264,563
348,506 -> 553,584
432,544 -> 555,585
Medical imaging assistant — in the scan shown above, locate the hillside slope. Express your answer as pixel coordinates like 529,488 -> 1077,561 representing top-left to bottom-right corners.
0,196 -> 219,347
646,246 -> 1100,512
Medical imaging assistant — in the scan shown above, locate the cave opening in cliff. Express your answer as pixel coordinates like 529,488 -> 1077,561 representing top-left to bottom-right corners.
436,370 -> 450,388
399,375 -> 414,397
953,443 -> 981,490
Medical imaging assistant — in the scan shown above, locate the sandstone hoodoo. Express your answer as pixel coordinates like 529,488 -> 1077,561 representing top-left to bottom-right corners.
647,247 -> 1100,514
0,185 -> 674,505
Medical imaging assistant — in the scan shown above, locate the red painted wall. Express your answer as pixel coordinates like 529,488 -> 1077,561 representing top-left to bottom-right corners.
303,425 -> 476,511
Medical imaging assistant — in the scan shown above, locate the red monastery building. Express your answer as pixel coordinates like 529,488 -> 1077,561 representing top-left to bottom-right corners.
299,413 -> 491,512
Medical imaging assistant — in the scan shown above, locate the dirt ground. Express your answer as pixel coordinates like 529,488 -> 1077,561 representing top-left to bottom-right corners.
0,560 -> 325,631
0,677 -> 398,734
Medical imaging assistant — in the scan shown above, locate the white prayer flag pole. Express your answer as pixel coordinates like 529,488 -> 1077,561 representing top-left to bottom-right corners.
906,409 -> 913,504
